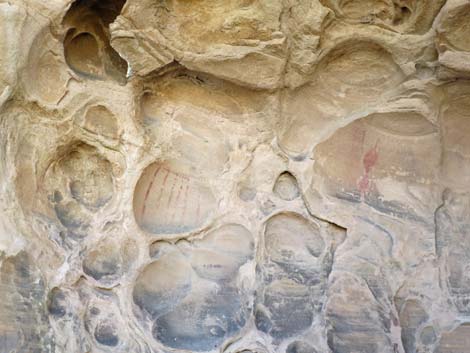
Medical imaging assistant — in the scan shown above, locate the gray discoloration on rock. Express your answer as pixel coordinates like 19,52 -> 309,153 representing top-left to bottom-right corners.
256,212 -> 345,342
436,189 -> 470,314
0,252 -> 54,353
134,224 -> 253,351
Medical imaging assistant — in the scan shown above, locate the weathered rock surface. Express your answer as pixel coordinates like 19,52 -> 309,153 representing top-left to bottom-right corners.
1,0 -> 470,352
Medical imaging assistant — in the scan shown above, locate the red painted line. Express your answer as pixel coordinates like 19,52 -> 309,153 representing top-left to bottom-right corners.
357,140 -> 379,196
155,169 -> 171,206
181,183 -> 190,223
170,176 -> 185,222
363,141 -> 379,174
358,174 -> 370,194
141,165 -> 161,219
166,175 -> 178,208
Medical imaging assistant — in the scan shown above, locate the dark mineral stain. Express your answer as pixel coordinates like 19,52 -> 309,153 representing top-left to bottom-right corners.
399,300 -> 429,353
286,341 -> 317,353
0,252 -> 54,352
335,190 -> 361,203
47,288 -> 66,317
94,322 -> 119,347
153,287 -> 245,351
266,297 -> 313,338
83,258 -> 119,281
255,305 -> 272,333
365,194 -> 423,223
420,326 -> 436,345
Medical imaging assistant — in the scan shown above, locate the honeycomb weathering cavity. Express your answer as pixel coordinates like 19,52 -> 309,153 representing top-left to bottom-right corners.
2,0 -> 470,352
133,224 -> 253,351
133,161 -> 217,234
62,0 -> 127,83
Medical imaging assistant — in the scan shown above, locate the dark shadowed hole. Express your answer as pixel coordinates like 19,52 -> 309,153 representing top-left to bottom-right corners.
64,31 -> 102,78
63,0 -> 128,83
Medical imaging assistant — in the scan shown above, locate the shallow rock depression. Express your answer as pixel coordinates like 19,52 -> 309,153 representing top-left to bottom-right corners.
1,0 -> 470,352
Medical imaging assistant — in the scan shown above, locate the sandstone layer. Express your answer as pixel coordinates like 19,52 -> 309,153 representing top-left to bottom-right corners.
0,1 -> 470,352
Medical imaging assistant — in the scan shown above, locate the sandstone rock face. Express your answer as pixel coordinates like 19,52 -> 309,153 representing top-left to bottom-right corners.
1,0 -> 470,352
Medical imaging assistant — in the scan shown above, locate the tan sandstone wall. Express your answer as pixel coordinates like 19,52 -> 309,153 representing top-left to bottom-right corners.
0,1 -> 470,352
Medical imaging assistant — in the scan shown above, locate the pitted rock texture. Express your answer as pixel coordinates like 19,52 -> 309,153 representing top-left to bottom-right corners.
1,0 -> 470,353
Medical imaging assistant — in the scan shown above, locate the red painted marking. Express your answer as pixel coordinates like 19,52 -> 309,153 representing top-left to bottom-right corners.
170,177 -> 185,222
357,141 -> 379,195
357,174 -> 370,193
155,169 -> 170,206
363,142 -> 379,174
181,183 -> 190,222
141,165 -> 161,219
166,176 -> 178,208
